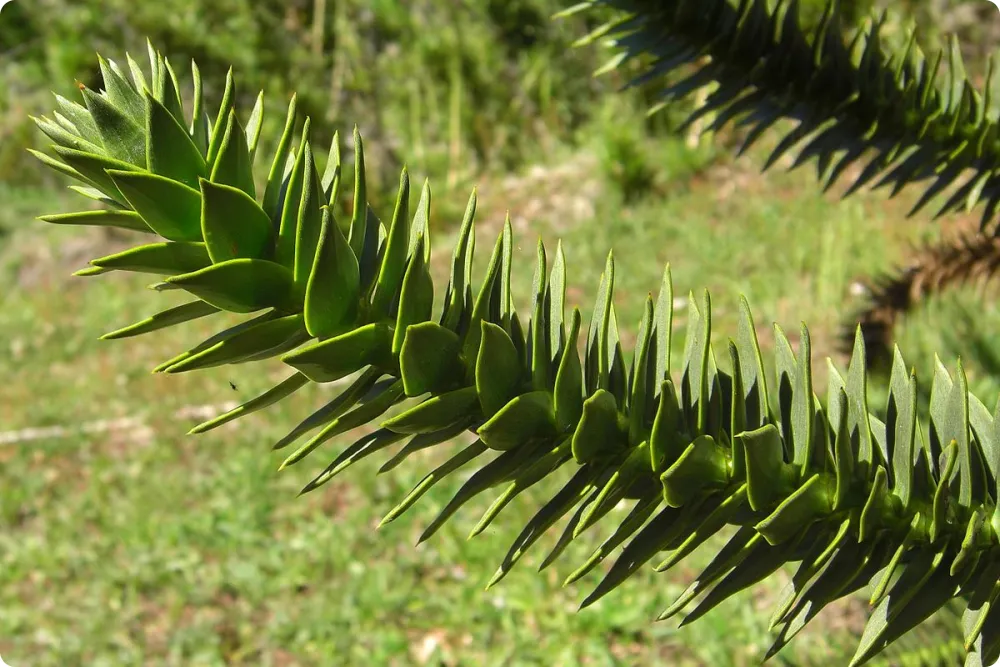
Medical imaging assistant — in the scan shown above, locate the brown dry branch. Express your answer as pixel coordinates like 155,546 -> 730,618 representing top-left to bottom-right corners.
841,227 -> 1000,368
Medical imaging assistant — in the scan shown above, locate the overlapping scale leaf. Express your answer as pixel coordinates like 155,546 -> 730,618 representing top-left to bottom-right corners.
199,179 -> 273,262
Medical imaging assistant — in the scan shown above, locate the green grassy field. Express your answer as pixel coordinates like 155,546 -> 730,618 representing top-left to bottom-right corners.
0,105 -> 991,666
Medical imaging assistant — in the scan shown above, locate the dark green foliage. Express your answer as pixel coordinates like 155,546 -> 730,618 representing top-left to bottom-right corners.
565,0 -> 1000,233
25,34 -> 1000,664
7,0 -> 619,196
26,1 -> 1000,662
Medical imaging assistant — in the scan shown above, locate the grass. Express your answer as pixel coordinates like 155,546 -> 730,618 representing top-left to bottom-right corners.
0,104 -> 990,666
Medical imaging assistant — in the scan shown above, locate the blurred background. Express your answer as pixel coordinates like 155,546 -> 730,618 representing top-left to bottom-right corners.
2,0 -> 1000,664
